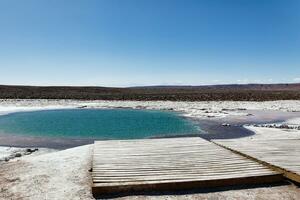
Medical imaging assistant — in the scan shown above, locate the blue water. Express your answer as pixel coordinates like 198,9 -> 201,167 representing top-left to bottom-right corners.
0,109 -> 200,139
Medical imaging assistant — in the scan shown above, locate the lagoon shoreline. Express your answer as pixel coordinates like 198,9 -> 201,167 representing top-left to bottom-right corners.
1,99 -> 300,148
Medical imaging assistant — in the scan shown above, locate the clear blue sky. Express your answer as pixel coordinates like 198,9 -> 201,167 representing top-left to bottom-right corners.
0,0 -> 299,86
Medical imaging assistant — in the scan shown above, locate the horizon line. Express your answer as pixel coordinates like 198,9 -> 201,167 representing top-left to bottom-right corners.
1,82 -> 299,88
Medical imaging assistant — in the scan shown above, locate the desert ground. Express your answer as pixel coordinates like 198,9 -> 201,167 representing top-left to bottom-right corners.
0,99 -> 300,200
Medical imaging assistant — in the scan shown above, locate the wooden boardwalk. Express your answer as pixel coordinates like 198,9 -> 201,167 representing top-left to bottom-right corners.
92,137 -> 282,197
213,138 -> 300,183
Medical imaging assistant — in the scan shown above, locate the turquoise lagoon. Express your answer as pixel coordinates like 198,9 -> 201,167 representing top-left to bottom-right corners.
0,109 -> 200,139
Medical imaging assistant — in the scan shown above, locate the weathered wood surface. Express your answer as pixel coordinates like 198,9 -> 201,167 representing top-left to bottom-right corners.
213,138 -> 300,183
92,137 -> 281,196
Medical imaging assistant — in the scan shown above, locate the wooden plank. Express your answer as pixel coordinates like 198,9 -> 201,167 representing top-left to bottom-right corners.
213,138 -> 300,183
92,174 -> 283,196
92,137 -> 282,197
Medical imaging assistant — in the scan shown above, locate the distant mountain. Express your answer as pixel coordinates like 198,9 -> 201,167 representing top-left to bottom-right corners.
0,83 -> 300,101
132,83 -> 300,91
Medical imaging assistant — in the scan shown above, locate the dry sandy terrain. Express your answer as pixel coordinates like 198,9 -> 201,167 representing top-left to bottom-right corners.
1,100 -> 300,199
0,145 -> 94,200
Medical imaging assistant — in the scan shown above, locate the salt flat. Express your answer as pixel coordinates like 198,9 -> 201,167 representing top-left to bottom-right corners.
1,99 -> 300,119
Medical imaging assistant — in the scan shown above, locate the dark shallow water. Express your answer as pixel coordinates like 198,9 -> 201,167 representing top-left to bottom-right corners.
0,109 -> 200,140
195,110 -> 300,140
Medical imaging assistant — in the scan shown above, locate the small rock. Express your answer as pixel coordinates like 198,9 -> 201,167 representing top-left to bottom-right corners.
26,148 -> 38,153
15,153 -> 22,157
279,124 -> 289,129
222,123 -> 231,127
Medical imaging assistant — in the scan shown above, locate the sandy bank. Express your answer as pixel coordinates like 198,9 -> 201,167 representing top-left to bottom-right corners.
0,145 -> 93,200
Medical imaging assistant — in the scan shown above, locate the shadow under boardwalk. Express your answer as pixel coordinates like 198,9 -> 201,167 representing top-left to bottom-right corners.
92,137 -> 283,198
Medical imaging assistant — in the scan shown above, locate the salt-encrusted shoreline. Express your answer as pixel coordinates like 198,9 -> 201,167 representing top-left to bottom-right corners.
1,99 -> 300,118
0,146 -> 57,162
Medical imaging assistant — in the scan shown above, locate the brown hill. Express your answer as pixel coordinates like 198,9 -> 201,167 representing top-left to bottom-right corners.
0,83 -> 300,101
